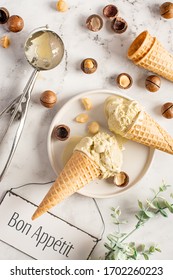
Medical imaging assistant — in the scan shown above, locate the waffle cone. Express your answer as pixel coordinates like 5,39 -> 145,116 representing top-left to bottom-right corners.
32,151 -> 100,220
136,38 -> 173,81
127,31 -> 155,62
124,111 -> 173,154
128,31 -> 173,82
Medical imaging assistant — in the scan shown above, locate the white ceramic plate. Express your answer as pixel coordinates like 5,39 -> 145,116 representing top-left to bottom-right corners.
47,89 -> 154,198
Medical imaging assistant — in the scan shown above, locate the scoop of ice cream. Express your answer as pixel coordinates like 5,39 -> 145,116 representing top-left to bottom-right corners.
74,132 -> 123,179
104,96 -> 142,136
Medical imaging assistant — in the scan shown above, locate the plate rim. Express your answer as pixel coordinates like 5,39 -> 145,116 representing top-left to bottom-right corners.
47,89 -> 155,198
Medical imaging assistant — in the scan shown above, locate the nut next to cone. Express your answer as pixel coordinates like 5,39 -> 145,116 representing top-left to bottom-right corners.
161,102 -> 173,119
117,73 -> 133,89
114,172 -> 129,187
145,75 -> 161,92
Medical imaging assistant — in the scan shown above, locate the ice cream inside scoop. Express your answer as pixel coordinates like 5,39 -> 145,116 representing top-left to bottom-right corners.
74,132 -> 123,179
104,96 -> 142,136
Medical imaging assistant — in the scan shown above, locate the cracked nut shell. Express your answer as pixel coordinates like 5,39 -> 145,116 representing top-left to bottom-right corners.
0,7 -> 9,24
145,75 -> 161,92
7,15 -> 24,32
103,4 -> 119,20
111,17 -> 128,33
53,124 -> 70,141
86,14 -> 103,32
40,90 -> 57,108
117,73 -> 133,89
161,102 -> 173,119
160,2 -> 173,19
81,58 -> 97,74
114,172 -> 129,187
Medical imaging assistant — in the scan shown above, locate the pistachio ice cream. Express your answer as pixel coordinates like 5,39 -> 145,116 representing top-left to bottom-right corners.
104,96 -> 142,136
74,132 -> 123,179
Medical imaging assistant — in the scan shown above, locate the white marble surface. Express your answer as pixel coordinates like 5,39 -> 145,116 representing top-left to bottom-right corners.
0,0 -> 173,260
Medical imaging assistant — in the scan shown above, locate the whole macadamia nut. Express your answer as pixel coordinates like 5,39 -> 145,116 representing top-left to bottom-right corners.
161,102 -> 173,119
7,15 -> 24,32
145,75 -> 161,92
40,90 -> 57,108
160,2 -> 173,19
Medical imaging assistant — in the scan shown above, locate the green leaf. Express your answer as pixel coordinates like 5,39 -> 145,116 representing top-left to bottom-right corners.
164,201 -> 173,213
149,246 -> 155,253
170,193 -> 173,199
156,201 -> 163,209
155,247 -> 161,253
159,184 -> 171,192
138,200 -> 143,209
135,214 -> 141,221
142,210 -> 154,218
146,200 -> 157,210
159,208 -> 168,217
143,253 -> 149,260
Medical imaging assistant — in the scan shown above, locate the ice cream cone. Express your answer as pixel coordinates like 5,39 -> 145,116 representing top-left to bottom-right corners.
127,31 -> 155,62
124,110 -> 173,154
128,31 -> 173,82
32,151 -> 100,220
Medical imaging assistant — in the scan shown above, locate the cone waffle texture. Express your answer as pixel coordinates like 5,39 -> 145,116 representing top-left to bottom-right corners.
32,151 -> 100,220
136,38 -> 173,81
124,111 -> 173,154
127,31 -> 155,62
128,31 -> 173,82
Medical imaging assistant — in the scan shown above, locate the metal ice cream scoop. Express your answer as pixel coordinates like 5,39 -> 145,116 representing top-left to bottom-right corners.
0,26 -> 64,181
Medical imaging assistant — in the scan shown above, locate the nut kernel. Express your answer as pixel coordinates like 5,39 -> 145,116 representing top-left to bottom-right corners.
75,113 -> 89,123
114,172 -> 129,187
86,14 -> 103,32
84,59 -> 94,69
56,0 -> 68,12
117,73 -> 133,89
0,35 -> 10,48
81,98 -> 93,110
88,121 -> 100,134
81,58 -> 97,74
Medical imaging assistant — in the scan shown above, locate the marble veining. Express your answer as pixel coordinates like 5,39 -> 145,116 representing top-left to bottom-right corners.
0,0 -> 173,260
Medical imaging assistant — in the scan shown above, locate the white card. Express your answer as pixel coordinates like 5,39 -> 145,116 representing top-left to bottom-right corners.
0,191 -> 98,260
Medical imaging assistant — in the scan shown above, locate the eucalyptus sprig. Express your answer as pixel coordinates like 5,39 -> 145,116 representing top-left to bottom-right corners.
104,182 -> 173,260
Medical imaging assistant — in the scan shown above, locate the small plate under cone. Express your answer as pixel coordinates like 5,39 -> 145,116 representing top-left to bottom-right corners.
47,89 -> 154,198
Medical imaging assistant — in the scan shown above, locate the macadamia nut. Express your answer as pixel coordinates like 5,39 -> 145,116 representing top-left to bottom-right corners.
0,35 -> 10,48
75,113 -> 89,123
81,98 -> 93,110
56,1 -> 68,12
88,121 -> 100,134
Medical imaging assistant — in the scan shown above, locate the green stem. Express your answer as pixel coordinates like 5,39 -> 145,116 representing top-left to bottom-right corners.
120,189 -> 161,243
105,186 -> 173,259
